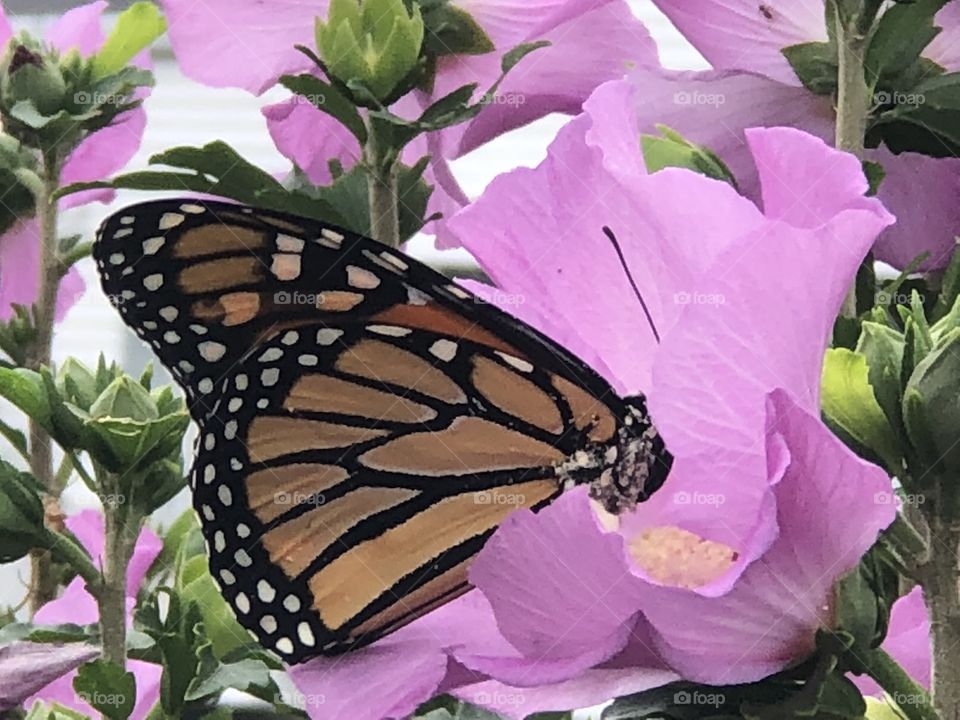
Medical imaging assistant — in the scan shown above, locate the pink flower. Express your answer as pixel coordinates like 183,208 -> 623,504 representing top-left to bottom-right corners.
27,510 -> 163,720
286,80 -> 898,719
158,0 -> 657,242
434,79 -> 897,702
630,0 -> 960,270
0,1 -> 152,321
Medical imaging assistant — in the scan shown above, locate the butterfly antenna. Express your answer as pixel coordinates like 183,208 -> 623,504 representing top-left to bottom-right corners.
602,226 -> 660,343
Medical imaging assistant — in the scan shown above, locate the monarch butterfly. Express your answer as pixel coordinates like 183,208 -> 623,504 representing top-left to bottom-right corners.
95,200 -> 672,663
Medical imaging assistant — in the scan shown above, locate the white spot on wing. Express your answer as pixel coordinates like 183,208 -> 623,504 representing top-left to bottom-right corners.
158,212 -> 185,230
430,339 -> 457,362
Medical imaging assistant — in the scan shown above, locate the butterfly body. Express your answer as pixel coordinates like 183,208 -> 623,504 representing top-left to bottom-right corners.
95,200 -> 670,662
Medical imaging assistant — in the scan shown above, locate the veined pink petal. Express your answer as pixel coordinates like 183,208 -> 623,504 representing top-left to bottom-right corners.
638,391 -> 895,684
159,0 -> 325,94
853,587 -> 931,695
45,1 -> 107,54
650,0 -> 827,84
263,99 -> 361,185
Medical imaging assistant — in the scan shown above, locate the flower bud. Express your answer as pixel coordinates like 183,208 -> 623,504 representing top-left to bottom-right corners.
316,0 -> 424,101
0,42 -> 68,117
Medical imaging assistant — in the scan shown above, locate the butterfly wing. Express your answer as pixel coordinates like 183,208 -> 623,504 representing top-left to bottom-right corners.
95,199 -> 640,660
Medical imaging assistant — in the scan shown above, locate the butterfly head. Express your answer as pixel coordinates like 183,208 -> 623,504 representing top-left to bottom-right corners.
557,394 -> 672,515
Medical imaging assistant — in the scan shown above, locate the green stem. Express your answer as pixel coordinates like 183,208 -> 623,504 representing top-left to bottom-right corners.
364,118 -> 400,248
98,475 -> 141,667
27,150 -> 63,614
919,521 -> 960,720
834,2 -> 871,319
860,647 -> 940,720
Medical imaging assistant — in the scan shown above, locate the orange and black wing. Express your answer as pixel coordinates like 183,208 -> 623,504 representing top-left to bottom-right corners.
95,199 -> 637,661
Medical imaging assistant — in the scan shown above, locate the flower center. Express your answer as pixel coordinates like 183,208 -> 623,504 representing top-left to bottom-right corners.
627,526 -> 737,589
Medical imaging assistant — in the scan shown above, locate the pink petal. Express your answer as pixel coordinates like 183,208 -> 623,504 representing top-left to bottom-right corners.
869,147 -> 960,270
45,1 -> 107,55
263,99 -> 361,185
65,510 -> 104,560
287,593 -> 498,720
60,106 -> 148,209
0,8 -> 11,46
639,391 -> 895,684
33,578 -> 100,626
649,127 -> 894,461
0,220 -> 86,322
468,489 -> 644,682
436,1 -> 658,157
649,0 -> 827,84
854,587 -> 931,695
628,66 -> 834,204
925,3 -> 960,71
455,658 -> 676,720
748,126 -> 874,227
159,0 -> 325,94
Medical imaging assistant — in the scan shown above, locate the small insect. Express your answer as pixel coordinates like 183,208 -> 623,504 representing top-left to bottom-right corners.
759,4 -> 774,20
95,200 -> 672,662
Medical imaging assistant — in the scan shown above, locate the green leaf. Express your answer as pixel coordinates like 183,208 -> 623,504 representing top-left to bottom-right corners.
73,660 -> 136,720
856,321 -> 906,436
782,41 -> 838,95
279,73 -> 367,143
862,159 -> 886,196
501,40 -> 550,74
416,82 -> 478,128
0,367 -> 52,433
866,0 -> 947,84
871,71 -> 960,157
0,417 -> 28,458
641,125 -> 738,187
57,141 -> 349,228
421,3 -> 495,57
91,2 -> 167,79
932,240 -> 960,321
821,348 -> 903,472
185,657 -> 274,702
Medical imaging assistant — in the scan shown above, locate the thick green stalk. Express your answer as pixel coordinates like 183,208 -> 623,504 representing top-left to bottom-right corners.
834,3 -> 871,319
919,519 -> 960,720
26,150 -> 63,613
859,647 -> 940,720
364,118 -> 400,248
97,482 -> 140,666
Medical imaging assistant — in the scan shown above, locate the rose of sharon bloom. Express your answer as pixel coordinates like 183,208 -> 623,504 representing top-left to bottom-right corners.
434,78 -> 897,698
158,0 -> 657,242
632,0 -> 960,270
0,1 -> 151,320
285,82 -> 896,720
27,510 -> 163,720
